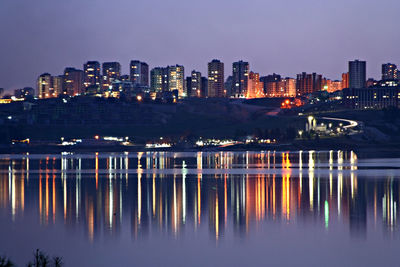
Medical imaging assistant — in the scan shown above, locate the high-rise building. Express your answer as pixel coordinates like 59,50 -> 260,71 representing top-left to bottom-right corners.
37,73 -> 52,98
150,67 -> 169,93
63,67 -> 84,96
279,78 -> 296,97
84,61 -> 101,89
264,77 -> 295,97
102,62 -> 121,91
261,74 -> 281,96
207,59 -> 225,97
201,77 -> 208,97
349,60 -> 366,89
168,65 -> 185,97
341,72 -> 349,89
189,71 -> 202,97
232,60 -> 249,97
296,72 -> 322,96
51,75 -> 63,97
224,76 -> 233,97
186,77 -> 192,97
247,72 -> 264,98
382,63 -> 398,80
130,60 -> 149,87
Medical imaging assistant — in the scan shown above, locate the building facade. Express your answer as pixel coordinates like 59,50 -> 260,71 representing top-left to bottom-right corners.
63,67 -> 84,96
207,59 -> 224,97
342,72 -> 349,89
349,60 -> 366,89
52,75 -> 63,97
83,61 -> 101,89
247,72 -> 264,98
189,71 -> 202,97
168,65 -> 185,97
232,60 -> 249,97
343,86 -> 400,109
382,63 -> 398,81
130,60 -> 149,87
37,73 -> 52,98
296,72 -> 323,96
102,62 -> 121,91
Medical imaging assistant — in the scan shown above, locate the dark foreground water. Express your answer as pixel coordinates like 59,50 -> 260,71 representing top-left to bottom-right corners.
1,151 -> 400,266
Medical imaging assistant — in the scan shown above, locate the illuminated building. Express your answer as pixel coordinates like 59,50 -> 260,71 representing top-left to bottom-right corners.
14,87 -> 34,99
232,60 -> 249,97
51,76 -> 63,97
261,74 -> 281,97
120,75 -> 130,81
279,78 -> 296,97
264,77 -> 296,97
150,67 -> 169,93
366,78 -> 378,88
168,65 -> 185,97
63,67 -> 84,96
102,62 -> 121,92
189,70 -> 202,97
130,60 -> 149,88
382,63 -> 398,81
37,73 -> 52,98
322,79 -> 342,93
296,72 -> 323,96
84,61 -> 101,89
224,76 -> 233,97
343,85 -> 400,109
330,80 -> 342,92
342,72 -> 349,89
207,59 -> 225,97
349,60 -> 366,89
247,72 -> 264,98
265,81 -> 278,97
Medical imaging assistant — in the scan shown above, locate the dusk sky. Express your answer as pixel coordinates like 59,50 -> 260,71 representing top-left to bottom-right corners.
0,0 -> 399,91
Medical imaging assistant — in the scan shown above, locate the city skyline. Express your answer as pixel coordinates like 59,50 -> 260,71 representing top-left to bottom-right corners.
1,0 -> 400,91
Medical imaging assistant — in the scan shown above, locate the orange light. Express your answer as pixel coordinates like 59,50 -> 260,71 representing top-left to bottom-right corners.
285,99 -> 290,104
137,95 -> 142,101
94,135 -> 99,140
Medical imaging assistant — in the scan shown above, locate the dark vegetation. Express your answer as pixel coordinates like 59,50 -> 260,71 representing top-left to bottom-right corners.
0,97 -> 304,144
0,249 -> 63,267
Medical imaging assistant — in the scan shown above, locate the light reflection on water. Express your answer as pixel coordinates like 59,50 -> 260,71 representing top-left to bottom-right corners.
1,151 -> 400,266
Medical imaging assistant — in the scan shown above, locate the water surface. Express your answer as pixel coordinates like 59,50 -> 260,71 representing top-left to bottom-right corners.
1,151 -> 400,266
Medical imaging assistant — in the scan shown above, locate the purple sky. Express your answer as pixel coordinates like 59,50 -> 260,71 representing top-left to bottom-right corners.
0,0 -> 399,91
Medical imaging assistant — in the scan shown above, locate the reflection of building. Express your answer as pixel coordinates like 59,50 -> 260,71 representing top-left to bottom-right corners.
1,151 -> 399,243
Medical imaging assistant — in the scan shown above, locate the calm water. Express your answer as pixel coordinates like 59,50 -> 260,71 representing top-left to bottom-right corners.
1,151 -> 400,266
